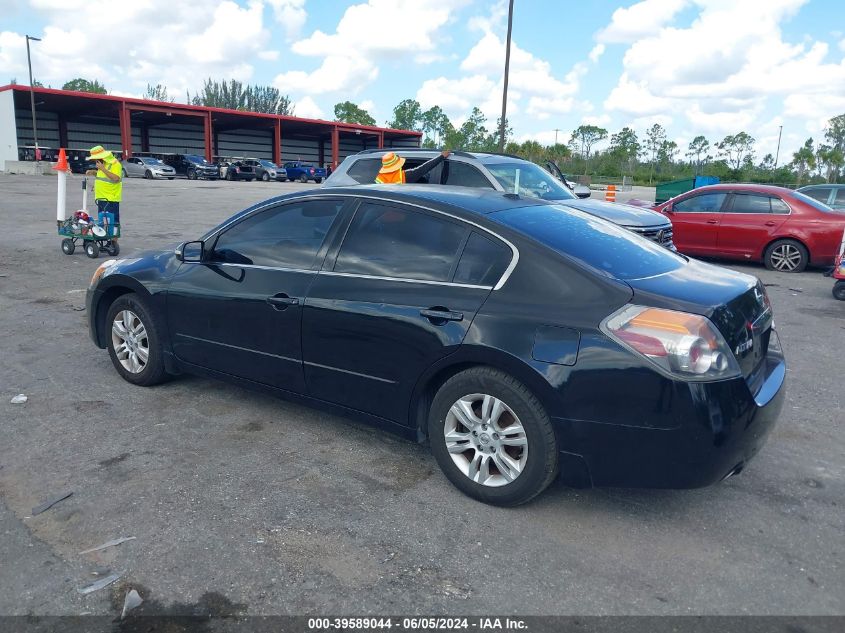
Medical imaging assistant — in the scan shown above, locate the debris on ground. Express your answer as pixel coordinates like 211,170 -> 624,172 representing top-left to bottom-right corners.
10,394 -> 27,404
77,571 -> 123,595
789,288 -> 803,293
381,552 -> 396,564
79,536 -> 136,555
121,589 -> 143,619
31,491 -> 73,516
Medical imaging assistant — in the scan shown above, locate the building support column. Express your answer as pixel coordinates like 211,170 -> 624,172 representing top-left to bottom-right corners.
331,126 -> 339,170
273,119 -> 281,165
57,115 -> 68,149
203,112 -> 213,163
377,132 -> 384,149
318,138 -> 325,168
119,102 -> 132,158
140,125 -> 150,153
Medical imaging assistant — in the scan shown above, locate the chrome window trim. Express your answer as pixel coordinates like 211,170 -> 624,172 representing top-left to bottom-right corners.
204,193 -> 520,291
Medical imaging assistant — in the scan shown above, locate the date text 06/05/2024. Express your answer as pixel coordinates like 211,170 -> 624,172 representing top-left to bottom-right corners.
307,617 -> 528,630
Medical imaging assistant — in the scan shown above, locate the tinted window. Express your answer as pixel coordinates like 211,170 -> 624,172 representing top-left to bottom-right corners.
334,203 -> 468,281
802,187 -> 831,203
346,158 -> 384,183
728,193 -> 775,214
454,232 -> 511,286
494,204 -> 686,281
770,198 -> 791,214
443,162 -> 494,188
835,189 -> 845,205
792,191 -> 836,212
212,200 -> 343,269
673,193 -> 726,212
487,162 -> 576,200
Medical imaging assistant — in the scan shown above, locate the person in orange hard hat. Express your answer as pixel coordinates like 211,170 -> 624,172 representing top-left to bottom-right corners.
375,149 -> 450,184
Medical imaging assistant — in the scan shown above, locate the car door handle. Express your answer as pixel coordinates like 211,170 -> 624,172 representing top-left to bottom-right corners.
420,308 -> 463,323
706,219 -> 719,224
764,221 -> 777,226
266,294 -> 300,310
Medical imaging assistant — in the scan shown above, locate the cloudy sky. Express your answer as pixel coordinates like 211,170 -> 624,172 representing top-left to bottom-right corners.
1,0 -> 843,159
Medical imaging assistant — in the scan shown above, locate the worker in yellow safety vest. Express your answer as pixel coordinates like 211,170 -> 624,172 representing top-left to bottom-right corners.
85,145 -> 123,241
375,149 -> 450,184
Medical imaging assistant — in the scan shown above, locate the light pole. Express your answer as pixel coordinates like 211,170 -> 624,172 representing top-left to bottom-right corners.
26,35 -> 41,166
498,0 -> 514,153
553,128 -> 560,146
773,125 -> 783,170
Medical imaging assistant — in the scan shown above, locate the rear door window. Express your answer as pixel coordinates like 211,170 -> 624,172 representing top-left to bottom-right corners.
673,193 -> 727,212
727,193 -> 776,214
333,202 -> 469,282
453,232 -> 512,286
346,158 -> 382,184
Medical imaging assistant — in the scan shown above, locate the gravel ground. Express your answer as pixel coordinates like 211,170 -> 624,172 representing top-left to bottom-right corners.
0,174 -> 842,618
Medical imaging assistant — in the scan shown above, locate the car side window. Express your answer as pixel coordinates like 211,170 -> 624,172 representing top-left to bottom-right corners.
728,194 -> 776,214
443,162 -> 495,188
346,158 -> 383,183
334,202 -> 469,282
211,200 -> 344,269
803,188 -> 831,203
453,232 -> 511,286
835,189 -> 845,206
673,193 -> 727,212
770,198 -> 791,214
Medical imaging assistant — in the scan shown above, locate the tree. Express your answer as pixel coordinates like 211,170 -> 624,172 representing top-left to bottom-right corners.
716,132 -> 755,170
333,101 -> 376,126
686,135 -> 710,174
62,78 -> 107,94
658,140 -> 679,165
791,138 -> 816,184
421,106 -> 450,147
246,85 -> 294,115
570,124 -> 608,174
192,79 -> 248,109
816,144 -> 844,183
644,124 -> 667,184
388,99 -> 423,131
758,153 -> 775,171
144,83 -> 174,102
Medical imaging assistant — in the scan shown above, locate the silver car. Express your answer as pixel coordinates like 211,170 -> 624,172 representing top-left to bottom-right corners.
122,157 -> 176,180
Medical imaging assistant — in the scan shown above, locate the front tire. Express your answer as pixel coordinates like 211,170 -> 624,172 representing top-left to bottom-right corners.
144,170 -> 153,179
188,170 -> 197,180
299,174 -> 308,183
428,367 -> 558,506
84,241 -> 99,258
314,177 -> 322,184
764,239 -> 808,273
833,280 -> 845,301
261,172 -> 269,181
61,239 -> 75,255
106,293 -> 167,386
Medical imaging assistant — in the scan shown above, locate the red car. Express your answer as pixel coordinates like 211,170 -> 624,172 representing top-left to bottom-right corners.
655,184 -> 845,272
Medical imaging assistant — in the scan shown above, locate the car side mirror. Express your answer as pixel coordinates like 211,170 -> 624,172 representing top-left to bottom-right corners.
177,240 -> 204,263
663,205 -> 673,214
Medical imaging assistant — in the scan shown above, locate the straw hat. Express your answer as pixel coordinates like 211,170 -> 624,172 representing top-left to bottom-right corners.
87,145 -> 113,160
378,151 -> 406,174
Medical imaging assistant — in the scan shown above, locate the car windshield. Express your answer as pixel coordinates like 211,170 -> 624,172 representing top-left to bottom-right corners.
792,191 -> 841,213
185,155 -> 208,165
259,160 -> 276,168
142,158 -> 163,165
486,163 -> 576,200
493,204 -> 686,280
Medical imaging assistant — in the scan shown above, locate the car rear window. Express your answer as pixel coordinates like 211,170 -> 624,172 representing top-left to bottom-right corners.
493,204 -> 686,281
346,158 -> 383,183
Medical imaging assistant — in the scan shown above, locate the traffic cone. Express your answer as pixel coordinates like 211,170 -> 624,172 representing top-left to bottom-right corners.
605,184 -> 616,202
52,148 -> 69,172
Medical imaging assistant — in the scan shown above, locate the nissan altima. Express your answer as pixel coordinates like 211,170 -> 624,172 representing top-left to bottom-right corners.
87,186 -> 785,505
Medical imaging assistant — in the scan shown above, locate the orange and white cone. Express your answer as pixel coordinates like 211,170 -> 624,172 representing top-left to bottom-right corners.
53,148 -> 70,223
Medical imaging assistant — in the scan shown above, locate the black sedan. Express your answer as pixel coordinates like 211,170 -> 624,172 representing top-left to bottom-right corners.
86,186 -> 785,505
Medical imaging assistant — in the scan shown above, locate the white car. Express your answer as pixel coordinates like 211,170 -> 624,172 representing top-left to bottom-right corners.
122,157 -> 176,180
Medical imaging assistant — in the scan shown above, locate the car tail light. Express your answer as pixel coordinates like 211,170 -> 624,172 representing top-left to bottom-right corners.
310,168 -> 315,174
603,305 -> 741,380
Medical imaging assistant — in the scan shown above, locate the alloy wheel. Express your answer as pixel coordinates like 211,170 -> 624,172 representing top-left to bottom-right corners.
770,244 -> 803,271
444,393 -> 528,487
111,309 -> 149,374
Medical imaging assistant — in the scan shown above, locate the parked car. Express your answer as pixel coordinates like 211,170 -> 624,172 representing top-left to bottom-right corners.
122,156 -> 176,180
655,184 -> 845,272
242,159 -> 281,182
545,161 -> 592,198
222,160 -> 256,181
796,184 -> 845,210
163,154 -> 219,180
283,161 -> 326,183
87,185 -> 784,505
326,149 -> 675,249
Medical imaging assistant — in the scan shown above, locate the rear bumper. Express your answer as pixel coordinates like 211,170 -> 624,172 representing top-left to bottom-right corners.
552,351 -> 786,489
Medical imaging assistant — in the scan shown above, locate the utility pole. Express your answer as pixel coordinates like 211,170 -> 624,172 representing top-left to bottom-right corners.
26,35 -> 41,168
773,125 -> 783,170
498,0 -> 514,153
553,128 -> 560,146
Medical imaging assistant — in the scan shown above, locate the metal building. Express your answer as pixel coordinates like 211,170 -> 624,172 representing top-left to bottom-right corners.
0,85 -> 421,170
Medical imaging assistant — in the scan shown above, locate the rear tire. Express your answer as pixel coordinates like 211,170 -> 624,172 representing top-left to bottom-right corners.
299,174 -> 308,183
833,280 -> 845,301
314,177 -> 322,184
188,170 -> 197,180
106,293 -> 167,386
428,367 -> 558,506
764,239 -> 808,272
61,239 -> 75,255
107,242 -> 120,256
261,172 -> 269,181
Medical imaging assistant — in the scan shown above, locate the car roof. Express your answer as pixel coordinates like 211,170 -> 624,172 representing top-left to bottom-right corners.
797,183 -> 845,189
689,183 -> 797,196
351,148 -> 530,165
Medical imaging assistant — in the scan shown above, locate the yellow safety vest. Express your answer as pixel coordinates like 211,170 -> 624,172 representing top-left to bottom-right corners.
94,158 -> 123,202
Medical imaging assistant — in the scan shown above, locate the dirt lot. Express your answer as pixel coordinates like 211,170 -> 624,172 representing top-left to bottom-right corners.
0,174 -> 842,618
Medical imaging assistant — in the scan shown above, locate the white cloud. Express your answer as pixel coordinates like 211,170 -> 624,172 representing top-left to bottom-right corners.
597,0 -> 689,44
266,0 -> 307,40
258,50 -> 280,61
293,95 -> 325,119
588,44 -> 605,64
275,55 -> 378,95
417,75 -> 497,115
359,99 -> 376,115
